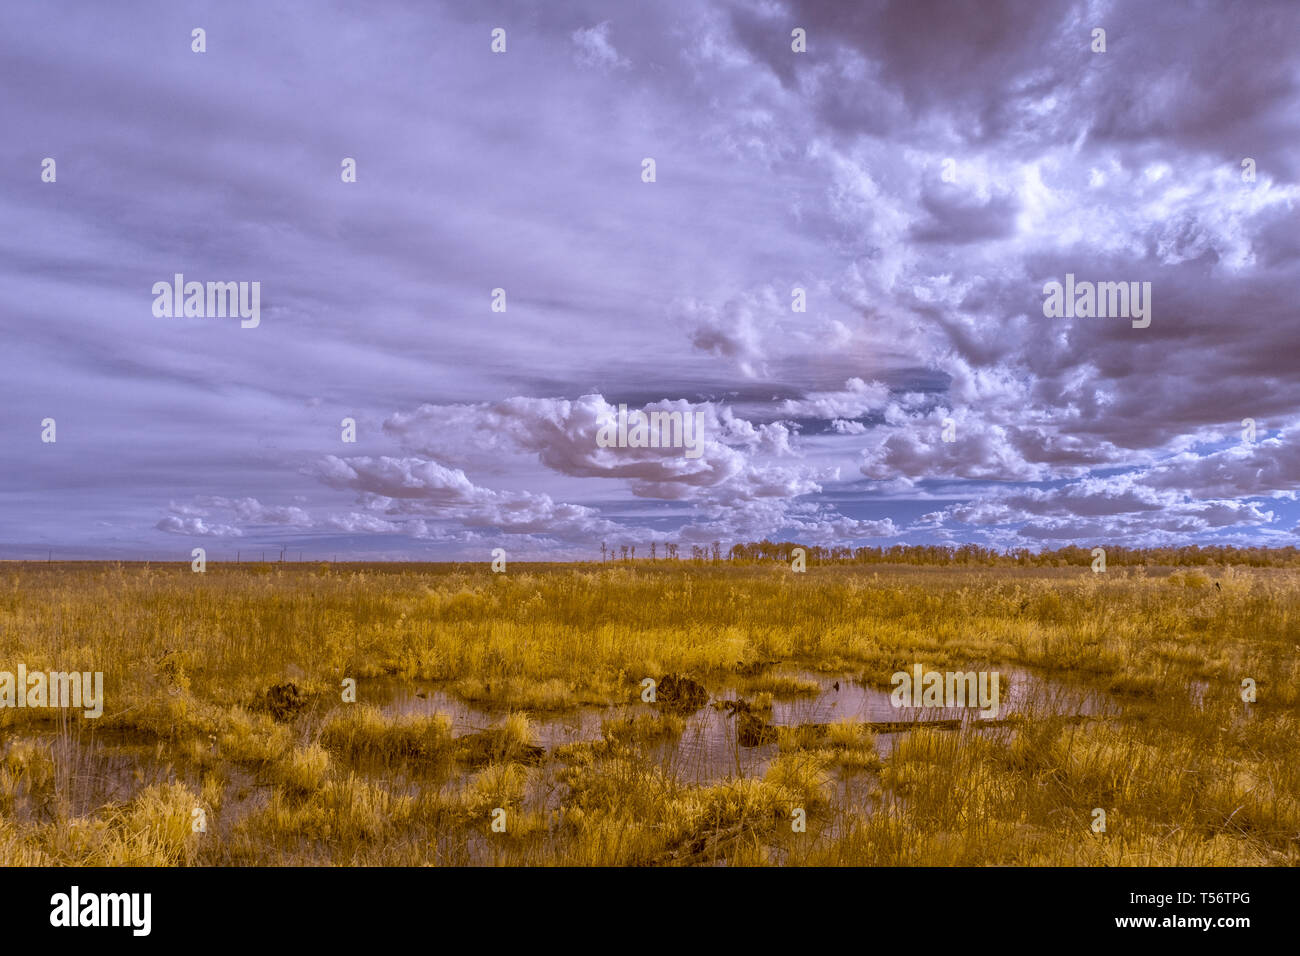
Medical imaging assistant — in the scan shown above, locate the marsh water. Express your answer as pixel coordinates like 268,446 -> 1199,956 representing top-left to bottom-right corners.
375,667 -> 1119,784
6,666 -> 1123,849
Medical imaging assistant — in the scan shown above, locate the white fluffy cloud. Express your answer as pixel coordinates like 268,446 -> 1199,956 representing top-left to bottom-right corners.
156,516 -> 242,538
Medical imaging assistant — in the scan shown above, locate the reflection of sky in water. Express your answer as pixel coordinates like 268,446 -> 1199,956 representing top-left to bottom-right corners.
374,668 -> 1121,785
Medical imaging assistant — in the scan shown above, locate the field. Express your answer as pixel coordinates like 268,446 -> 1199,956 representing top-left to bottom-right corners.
1,560 -> 1297,866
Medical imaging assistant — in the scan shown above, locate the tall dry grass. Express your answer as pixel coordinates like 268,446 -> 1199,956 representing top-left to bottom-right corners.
0,561 -> 1295,865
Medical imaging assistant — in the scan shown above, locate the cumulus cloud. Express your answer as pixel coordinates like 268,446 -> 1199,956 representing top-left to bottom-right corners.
311,454 -> 611,535
779,378 -> 889,420
197,497 -> 313,527
156,516 -> 242,538
382,393 -> 819,502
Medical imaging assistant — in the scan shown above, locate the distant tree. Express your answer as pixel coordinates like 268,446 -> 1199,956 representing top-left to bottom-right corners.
713,539 -> 1300,568
600,542 -> 607,563
630,546 -> 636,562
650,542 -> 657,562
620,545 -> 629,562
712,541 -> 721,562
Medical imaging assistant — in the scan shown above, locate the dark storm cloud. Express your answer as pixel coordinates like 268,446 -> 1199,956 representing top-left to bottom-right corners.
732,0 -> 1300,165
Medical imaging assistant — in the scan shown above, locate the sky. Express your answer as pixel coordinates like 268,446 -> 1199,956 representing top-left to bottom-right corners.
2,0 -> 1298,561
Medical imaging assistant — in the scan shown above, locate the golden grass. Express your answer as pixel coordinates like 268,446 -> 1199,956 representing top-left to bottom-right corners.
0,560 -> 1296,865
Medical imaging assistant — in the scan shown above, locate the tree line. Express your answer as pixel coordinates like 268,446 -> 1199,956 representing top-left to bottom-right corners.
597,540 -> 1300,567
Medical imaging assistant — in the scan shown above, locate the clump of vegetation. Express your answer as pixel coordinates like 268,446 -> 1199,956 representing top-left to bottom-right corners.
320,705 -> 453,761
455,713 -> 545,766
741,672 -> 821,698
654,674 -> 710,712
261,682 -> 309,721
274,743 -> 331,796
778,719 -> 882,773
52,782 -> 204,866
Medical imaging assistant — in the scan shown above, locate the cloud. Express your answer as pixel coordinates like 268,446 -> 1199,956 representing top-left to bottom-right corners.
7,0 -> 1300,558
910,183 -> 1021,244
197,497 -> 313,527
572,21 -> 629,70
310,454 -> 611,535
156,516 -> 242,537
382,393 -> 820,503
779,377 -> 889,419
